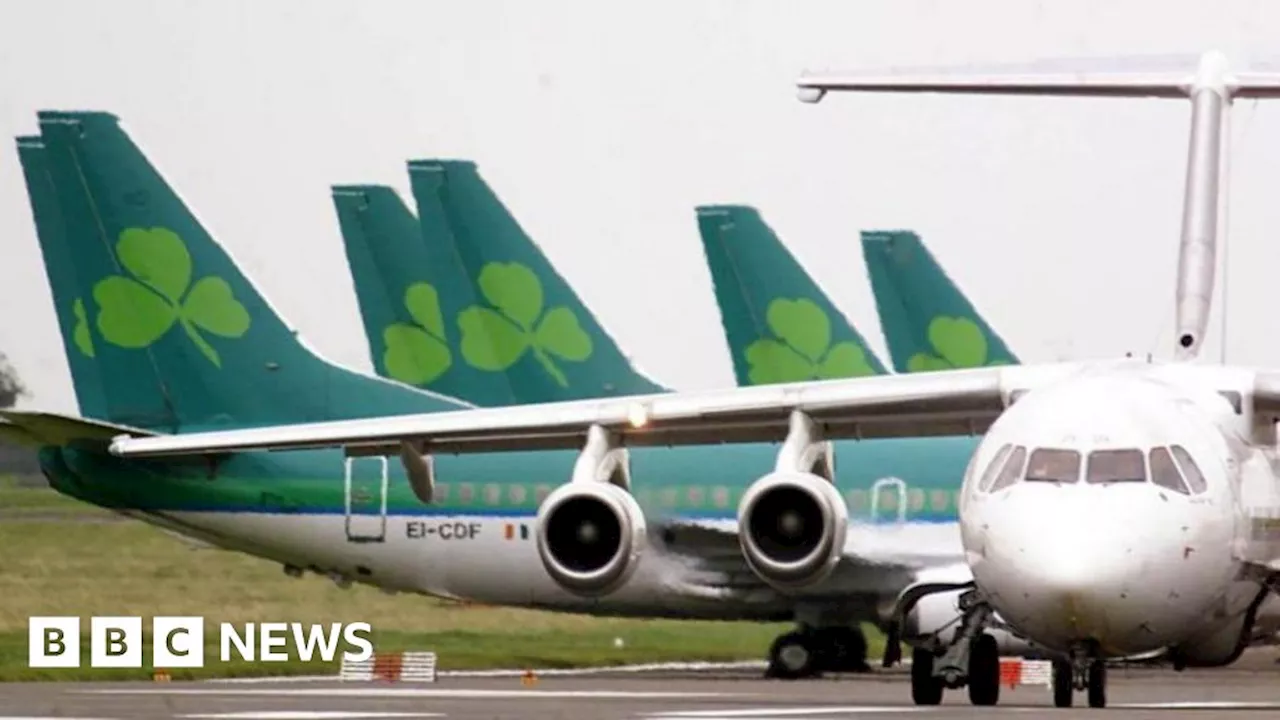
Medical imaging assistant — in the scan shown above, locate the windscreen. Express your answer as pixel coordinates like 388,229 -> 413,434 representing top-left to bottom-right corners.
1024,448 -> 1081,484
1086,449 -> 1147,484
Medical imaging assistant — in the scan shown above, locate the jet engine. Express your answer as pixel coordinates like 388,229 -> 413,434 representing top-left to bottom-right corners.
535,480 -> 646,597
737,471 -> 847,591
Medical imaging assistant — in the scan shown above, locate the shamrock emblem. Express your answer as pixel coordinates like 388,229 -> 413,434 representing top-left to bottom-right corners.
71,298 -> 95,358
457,262 -> 592,387
382,283 -> 452,386
744,298 -> 875,385
93,227 -> 250,368
907,316 -> 1009,371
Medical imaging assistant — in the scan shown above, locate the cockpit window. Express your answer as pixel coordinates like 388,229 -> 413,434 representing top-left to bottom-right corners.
1170,445 -> 1209,494
989,445 -> 1027,493
1086,449 -> 1147,484
1149,447 -> 1190,495
977,444 -> 1013,492
1024,448 -> 1081,484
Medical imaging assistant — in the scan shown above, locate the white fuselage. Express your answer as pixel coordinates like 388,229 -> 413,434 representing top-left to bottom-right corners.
959,365 -> 1253,658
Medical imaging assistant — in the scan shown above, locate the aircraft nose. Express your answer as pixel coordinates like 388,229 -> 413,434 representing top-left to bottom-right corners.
979,488 -> 1149,650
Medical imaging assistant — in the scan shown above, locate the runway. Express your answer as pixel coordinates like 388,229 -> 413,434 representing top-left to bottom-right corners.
4,657 -> 1280,720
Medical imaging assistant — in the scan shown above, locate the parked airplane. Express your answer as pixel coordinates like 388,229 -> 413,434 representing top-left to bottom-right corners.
14,111 -> 1035,683
111,51 -> 1280,710
860,231 -> 1019,371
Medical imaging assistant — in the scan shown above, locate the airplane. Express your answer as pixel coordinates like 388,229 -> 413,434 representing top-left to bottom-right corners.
332,163 -> 666,406
109,51 -> 1280,710
693,204 -> 889,385
329,183 -> 1031,673
14,111 -> 1035,683
859,231 -> 1020,371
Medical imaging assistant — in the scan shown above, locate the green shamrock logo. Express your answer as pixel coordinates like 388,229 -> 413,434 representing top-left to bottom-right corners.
744,298 -> 875,384
71,298 -> 94,358
457,262 -> 592,387
382,282 -> 452,386
907,316 -> 1009,371
93,227 -> 250,368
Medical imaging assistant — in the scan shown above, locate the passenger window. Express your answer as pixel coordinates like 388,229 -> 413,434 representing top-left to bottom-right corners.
1170,445 -> 1209,494
1149,447 -> 1190,495
1086,449 -> 1147,484
1025,448 -> 1081,484
989,446 -> 1027,493
977,444 -> 1013,492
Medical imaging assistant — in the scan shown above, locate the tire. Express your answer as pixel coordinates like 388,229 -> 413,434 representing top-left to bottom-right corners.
967,633 -> 1001,706
1087,659 -> 1107,708
911,647 -> 944,706
821,627 -> 870,673
1052,659 -> 1074,708
767,631 -> 821,680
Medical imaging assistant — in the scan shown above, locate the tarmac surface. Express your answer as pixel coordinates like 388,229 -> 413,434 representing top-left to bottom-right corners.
2,651 -> 1280,720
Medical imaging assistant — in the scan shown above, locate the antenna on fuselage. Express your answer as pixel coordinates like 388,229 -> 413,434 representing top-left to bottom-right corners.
795,51 -> 1280,362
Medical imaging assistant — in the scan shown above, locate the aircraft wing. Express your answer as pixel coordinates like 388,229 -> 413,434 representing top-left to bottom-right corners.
107,364 -> 1095,459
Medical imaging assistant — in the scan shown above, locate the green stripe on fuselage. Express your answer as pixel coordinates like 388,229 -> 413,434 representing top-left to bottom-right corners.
43,435 -> 975,525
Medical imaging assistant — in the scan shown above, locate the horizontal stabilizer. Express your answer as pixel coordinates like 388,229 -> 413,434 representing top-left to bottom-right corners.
796,52 -> 1280,102
0,421 -> 42,448
0,410 -> 161,448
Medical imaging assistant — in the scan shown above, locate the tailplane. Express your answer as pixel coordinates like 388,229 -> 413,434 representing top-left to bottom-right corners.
696,205 -> 886,386
25,111 -> 460,433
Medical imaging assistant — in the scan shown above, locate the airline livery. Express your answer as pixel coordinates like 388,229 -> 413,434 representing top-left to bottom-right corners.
106,51 -> 1280,710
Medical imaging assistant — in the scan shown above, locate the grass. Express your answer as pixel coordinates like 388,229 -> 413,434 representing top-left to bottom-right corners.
0,482 -> 884,680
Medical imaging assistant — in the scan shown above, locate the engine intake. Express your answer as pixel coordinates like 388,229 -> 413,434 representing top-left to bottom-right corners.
535,480 -> 646,597
737,471 -> 847,591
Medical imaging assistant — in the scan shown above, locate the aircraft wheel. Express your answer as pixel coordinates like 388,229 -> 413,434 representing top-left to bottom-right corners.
1086,658 -> 1107,708
820,626 -> 870,673
766,630 -> 822,679
1051,659 -> 1074,708
967,633 -> 1001,706
910,647 -> 944,705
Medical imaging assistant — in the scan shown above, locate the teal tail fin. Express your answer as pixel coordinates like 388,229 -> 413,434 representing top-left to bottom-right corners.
860,230 -> 1019,372
15,136 -> 112,420
696,205 -> 887,386
404,159 -> 666,401
333,184 -> 520,406
30,111 -> 458,433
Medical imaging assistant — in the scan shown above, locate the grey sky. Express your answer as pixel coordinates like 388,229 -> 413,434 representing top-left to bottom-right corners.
3,0 -> 1280,413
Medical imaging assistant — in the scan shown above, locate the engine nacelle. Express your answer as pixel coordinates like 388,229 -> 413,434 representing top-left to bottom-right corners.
535,480 -> 646,597
903,588 -> 1043,657
737,471 -> 847,592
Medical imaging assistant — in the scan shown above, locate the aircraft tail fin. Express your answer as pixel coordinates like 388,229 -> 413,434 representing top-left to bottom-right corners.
405,159 -> 667,401
333,183 -> 521,406
861,230 -> 1017,372
695,205 -> 886,385
25,111 -> 457,434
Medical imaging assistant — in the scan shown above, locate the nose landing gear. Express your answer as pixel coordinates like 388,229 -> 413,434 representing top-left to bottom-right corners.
906,589 -> 1003,706
1052,643 -> 1107,708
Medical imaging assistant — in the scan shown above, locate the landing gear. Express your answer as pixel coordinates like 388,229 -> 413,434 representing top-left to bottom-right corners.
766,630 -> 821,679
765,625 -> 871,678
905,589 -> 1002,707
1051,646 -> 1108,708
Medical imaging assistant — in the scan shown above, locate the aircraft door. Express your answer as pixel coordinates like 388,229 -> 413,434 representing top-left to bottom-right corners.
344,456 -> 389,542
870,476 -> 907,526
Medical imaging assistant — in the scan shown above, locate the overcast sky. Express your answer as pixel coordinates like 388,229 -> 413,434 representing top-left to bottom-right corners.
3,0 -> 1280,413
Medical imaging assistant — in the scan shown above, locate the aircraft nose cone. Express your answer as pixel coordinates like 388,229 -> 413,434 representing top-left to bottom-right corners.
977,487 -> 1148,652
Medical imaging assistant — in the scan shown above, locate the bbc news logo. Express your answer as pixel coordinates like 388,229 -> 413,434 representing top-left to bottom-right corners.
29,617 -> 373,668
